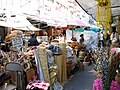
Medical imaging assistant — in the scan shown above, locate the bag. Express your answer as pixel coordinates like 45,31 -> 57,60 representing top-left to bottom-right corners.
47,45 -> 62,55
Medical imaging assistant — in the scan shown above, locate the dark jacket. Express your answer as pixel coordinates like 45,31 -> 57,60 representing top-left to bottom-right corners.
28,37 -> 39,46
79,37 -> 84,43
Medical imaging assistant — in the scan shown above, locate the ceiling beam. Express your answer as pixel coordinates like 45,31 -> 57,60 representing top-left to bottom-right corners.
111,6 -> 120,8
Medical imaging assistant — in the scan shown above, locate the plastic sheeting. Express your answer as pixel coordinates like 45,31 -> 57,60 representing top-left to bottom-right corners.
33,48 -> 44,81
66,18 -> 90,26
81,31 -> 98,50
66,29 -> 98,50
76,0 -> 120,18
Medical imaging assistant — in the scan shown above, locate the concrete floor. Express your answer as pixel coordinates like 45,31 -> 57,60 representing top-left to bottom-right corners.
63,64 -> 97,90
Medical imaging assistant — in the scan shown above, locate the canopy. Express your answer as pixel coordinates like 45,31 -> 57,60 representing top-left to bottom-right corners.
75,27 -> 100,33
13,26 -> 41,31
66,19 -> 90,26
0,15 -> 41,31
77,0 -> 120,19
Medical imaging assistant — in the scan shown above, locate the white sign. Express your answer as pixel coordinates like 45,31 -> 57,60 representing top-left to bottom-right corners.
12,37 -> 23,51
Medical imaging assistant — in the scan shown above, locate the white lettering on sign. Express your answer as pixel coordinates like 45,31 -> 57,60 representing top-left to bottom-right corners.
12,37 -> 23,51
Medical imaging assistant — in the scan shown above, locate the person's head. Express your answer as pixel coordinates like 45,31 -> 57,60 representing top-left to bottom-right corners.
80,34 -> 84,37
31,34 -> 35,37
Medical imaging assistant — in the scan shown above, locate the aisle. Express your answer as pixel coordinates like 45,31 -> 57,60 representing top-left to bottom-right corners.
63,64 -> 97,90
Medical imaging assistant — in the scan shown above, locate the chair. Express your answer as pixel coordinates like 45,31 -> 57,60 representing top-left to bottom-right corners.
26,68 -> 36,82
5,62 -> 25,90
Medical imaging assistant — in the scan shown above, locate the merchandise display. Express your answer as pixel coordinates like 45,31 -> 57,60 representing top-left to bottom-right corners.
0,29 -> 119,90
0,0 -> 119,90
0,30 -> 82,89
92,45 -> 120,90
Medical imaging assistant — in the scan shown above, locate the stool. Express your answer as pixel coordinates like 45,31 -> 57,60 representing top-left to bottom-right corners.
5,62 -> 25,90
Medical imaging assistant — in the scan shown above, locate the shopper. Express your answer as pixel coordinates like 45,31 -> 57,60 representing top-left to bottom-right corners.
100,32 -> 104,47
28,34 -> 39,46
97,32 -> 101,47
79,34 -> 84,44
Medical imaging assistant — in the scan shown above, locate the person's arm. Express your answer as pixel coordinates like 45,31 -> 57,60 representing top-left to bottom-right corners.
35,39 -> 39,46
28,38 -> 31,46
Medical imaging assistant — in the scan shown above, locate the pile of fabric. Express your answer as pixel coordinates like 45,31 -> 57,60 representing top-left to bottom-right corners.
26,80 -> 50,90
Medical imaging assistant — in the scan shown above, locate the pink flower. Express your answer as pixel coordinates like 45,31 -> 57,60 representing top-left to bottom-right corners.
110,81 -> 120,90
93,78 -> 102,90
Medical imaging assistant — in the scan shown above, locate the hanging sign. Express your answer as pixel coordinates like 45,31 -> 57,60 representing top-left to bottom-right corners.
12,37 -> 23,51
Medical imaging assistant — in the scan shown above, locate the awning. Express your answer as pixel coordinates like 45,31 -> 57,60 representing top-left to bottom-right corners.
90,25 -> 99,28
0,15 -> 41,31
66,18 -> 90,26
76,0 -> 120,18
13,26 -> 42,31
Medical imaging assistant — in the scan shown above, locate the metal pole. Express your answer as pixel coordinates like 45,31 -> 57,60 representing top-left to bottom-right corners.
72,26 -> 75,38
72,28 -> 74,38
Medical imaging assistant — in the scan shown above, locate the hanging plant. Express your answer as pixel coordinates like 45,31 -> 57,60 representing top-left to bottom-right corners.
96,0 -> 109,7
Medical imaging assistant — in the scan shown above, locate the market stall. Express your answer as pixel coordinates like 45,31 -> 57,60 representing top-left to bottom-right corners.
0,30 -> 51,90
0,26 -> 90,90
93,43 -> 120,90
